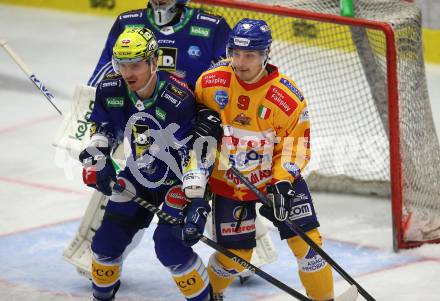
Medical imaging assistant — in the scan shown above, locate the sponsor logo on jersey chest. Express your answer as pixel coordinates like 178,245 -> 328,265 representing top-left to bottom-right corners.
202,71 -> 231,88
155,107 -> 167,121
161,90 -> 181,107
187,45 -> 201,59
189,26 -> 211,38
105,97 -> 124,107
265,85 -> 297,116
158,47 -> 177,71
165,83 -> 188,100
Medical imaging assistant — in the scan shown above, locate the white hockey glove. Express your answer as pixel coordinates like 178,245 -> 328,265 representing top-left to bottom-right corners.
182,106 -> 222,199
182,155 -> 209,199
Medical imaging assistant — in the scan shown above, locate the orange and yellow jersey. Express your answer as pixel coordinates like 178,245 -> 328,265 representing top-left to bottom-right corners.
195,61 -> 311,201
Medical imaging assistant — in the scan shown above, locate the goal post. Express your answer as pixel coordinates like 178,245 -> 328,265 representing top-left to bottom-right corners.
189,0 -> 440,251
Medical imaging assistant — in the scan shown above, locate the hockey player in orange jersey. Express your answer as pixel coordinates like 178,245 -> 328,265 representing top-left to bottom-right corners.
182,18 -> 335,300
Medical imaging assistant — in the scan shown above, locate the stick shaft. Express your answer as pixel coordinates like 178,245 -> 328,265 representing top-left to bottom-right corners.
1,39 -> 62,115
116,182 -> 311,300
229,166 -> 375,301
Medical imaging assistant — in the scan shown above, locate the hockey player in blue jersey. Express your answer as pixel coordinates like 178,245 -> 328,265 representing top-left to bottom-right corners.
88,0 -> 231,89
80,27 -> 222,301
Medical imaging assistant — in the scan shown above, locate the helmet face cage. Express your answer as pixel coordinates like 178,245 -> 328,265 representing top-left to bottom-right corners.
112,27 -> 159,74
149,0 -> 180,26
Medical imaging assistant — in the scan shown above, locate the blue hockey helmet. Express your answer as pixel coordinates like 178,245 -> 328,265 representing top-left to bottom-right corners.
227,18 -> 272,51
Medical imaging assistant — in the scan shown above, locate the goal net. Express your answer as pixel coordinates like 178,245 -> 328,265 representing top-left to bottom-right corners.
190,0 -> 440,250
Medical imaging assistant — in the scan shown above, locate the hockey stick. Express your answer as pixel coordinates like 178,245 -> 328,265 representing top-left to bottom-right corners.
110,180 -> 311,301
229,166 -> 372,301
0,39 -> 63,115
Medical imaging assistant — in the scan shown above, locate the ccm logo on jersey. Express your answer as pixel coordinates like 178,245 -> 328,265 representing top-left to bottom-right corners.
265,85 -> 297,116
202,71 -> 231,88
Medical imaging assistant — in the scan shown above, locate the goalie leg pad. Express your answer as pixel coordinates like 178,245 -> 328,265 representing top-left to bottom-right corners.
287,228 -> 334,300
207,249 -> 253,294
92,253 -> 122,301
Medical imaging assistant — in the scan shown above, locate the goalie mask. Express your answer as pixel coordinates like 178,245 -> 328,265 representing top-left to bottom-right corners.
149,0 -> 187,26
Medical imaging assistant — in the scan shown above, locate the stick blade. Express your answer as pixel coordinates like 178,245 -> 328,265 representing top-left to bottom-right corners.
335,285 -> 358,301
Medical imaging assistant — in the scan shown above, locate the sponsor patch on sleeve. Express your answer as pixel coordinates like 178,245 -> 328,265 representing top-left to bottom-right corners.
280,78 -> 304,101
197,12 -> 221,24
165,186 -> 188,209
169,75 -> 189,89
299,107 -> 310,123
165,83 -> 188,100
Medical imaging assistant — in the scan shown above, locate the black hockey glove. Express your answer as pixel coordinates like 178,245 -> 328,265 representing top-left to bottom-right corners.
182,198 -> 211,247
188,106 -> 223,148
259,181 -> 295,224
79,146 -> 116,196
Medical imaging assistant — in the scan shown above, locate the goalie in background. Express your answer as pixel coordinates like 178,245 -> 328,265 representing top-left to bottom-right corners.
88,0 -> 231,90
191,18 -> 335,300
80,27 -> 219,301
62,0 -> 278,286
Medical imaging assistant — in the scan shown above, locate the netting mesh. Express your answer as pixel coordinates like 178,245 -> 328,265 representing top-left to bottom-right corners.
190,0 -> 440,247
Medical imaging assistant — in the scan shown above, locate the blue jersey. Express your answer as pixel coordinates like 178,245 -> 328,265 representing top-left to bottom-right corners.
90,71 -> 196,188
88,7 -> 231,88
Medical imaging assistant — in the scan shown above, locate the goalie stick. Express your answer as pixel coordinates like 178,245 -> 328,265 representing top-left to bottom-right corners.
111,180 -> 358,301
229,166 -> 373,301
0,39 -> 63,115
